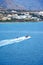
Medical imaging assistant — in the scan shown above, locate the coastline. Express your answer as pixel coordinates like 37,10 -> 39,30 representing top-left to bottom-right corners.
0,9 -> 43,22
0,21 -> 43,24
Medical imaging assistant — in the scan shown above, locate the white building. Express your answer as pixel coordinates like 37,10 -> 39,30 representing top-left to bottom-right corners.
7,14 -> 12,18
17,15 -> 27,19
38,11 -> 43,16
31,17 -> 38,20
12,14 -> 18,19
2,17 -> 8,20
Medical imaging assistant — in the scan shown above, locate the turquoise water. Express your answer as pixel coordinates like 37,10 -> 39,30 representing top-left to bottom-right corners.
0,22 -> 43,65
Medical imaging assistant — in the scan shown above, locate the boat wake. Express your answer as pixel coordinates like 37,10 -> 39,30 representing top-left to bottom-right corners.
0,36 -> 31,47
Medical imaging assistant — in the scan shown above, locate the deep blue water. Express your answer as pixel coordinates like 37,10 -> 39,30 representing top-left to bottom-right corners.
0,22 -> 43,65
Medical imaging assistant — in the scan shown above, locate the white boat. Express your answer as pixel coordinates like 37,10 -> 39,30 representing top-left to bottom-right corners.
0,36 -> 31,47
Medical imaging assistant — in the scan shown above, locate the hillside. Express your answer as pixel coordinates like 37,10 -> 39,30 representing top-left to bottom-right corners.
0,0 -> 43,10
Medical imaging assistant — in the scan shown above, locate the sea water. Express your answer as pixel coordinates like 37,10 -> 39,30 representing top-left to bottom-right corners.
0,22 -> 43,65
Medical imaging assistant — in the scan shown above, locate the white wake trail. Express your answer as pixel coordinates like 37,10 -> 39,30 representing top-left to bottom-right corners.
0,36 -> 31,47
